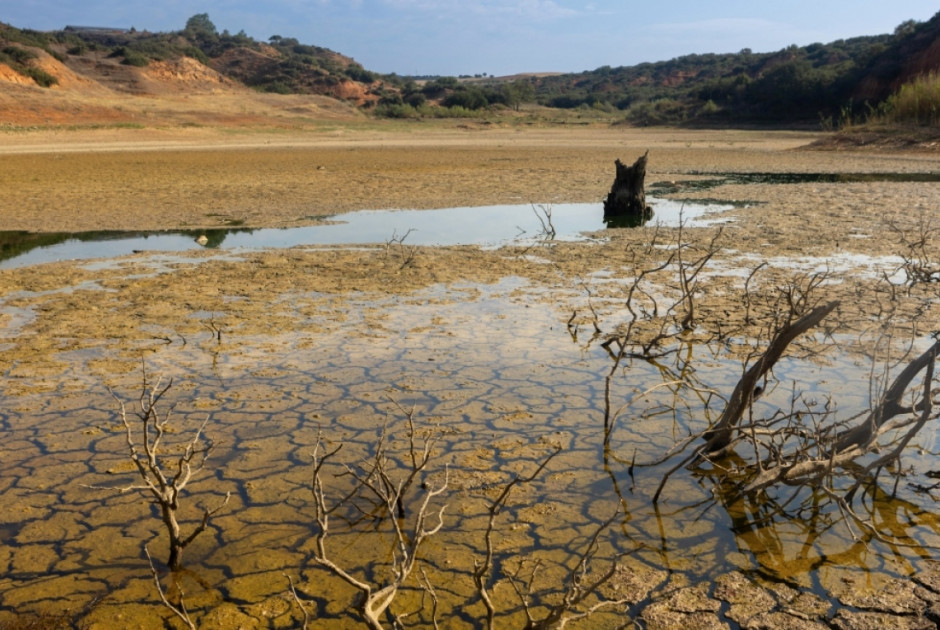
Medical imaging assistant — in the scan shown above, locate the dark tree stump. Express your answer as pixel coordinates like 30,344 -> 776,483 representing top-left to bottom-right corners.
603,151 -> 652,227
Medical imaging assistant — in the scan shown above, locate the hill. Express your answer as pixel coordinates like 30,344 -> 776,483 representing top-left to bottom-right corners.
1,11 -> 939,129
518,10 -> 940,126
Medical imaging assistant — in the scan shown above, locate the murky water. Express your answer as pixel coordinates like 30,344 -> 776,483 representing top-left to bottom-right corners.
0,198 -> 731,269
1,276 -> 938,626
649,171 -> 940,193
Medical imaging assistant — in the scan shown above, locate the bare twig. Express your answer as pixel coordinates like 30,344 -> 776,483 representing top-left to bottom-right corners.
510,509 -> 633,629
385,228 -> 419,270
284,573 -> 311,630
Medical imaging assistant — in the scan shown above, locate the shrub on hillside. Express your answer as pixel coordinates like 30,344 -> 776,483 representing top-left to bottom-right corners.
0,46 -> 57,87
120,49 -> 149,67
879,72 -> 940,127
24,67 -> 57,87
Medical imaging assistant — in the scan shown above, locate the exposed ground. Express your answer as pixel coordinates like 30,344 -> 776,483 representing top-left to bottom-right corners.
2,90 -> 940,627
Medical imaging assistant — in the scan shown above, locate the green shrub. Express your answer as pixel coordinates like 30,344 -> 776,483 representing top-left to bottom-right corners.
404,92 -> 426,107
879,72 -> 940,127
183,46 -> 210,65
0,46 -> 57,87
1,46 -> 37,65
264,81 -> 293,94
373,102 -> 486,119
374,103 -> 420,118
624,98 -> 688,126
120,49 -> 149,67
24,67 -> 58,87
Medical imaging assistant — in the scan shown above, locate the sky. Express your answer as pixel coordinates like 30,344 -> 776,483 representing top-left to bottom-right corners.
3,1 -> 939,77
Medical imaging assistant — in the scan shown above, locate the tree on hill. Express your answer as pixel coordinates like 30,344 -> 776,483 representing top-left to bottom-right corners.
185,14 -> 218,40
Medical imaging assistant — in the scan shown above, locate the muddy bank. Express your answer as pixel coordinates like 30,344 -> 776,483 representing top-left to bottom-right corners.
1,125 -> 937,233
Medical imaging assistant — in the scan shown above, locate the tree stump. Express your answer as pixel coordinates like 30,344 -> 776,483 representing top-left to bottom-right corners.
603,151 -> 653,227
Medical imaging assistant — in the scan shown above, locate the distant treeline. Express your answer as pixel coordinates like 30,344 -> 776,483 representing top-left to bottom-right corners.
1,10 -> 939,126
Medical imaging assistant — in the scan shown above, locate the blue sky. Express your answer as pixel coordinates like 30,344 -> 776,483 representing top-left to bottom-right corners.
3,1 -> 938,76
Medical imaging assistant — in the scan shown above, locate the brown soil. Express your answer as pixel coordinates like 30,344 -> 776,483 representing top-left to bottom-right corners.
3,119 -> 938,348
2,96 -> 940,627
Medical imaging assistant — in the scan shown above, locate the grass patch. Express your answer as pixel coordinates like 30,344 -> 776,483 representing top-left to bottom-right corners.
878,72 -> 940,127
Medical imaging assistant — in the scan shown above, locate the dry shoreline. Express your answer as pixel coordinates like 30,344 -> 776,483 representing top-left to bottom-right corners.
1,124 -> 936,234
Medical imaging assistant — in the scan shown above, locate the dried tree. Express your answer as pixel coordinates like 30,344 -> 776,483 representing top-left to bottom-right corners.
89,370 -> 230,571
307,413 -> 448,630
640,256 -> 940,514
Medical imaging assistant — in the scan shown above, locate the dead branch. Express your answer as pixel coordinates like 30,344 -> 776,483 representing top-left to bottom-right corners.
145,546 -> 196,630
311,421 -> 448,630
673,220 -> 723,331
284,573 -> 311,630
737,338 -> 938,493
385,228 -> 418,270
509,509 -> 634,629
701,301 -> 839,456
833,338 -> 940,452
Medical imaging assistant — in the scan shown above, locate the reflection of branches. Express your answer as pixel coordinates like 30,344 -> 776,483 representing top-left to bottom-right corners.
532,204 -> 556,241
509,509 -> 633,629
473,448 -> 561,629
695,455 -> 940,587
567,279 -> 603,349
888,213 -> 940,288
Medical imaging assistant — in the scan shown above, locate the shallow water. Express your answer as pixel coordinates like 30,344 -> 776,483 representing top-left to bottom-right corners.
1,276 -> 937,626
0,198 -> 730,269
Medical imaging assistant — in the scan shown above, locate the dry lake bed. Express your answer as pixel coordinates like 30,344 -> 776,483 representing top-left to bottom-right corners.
2,124 -> 940,628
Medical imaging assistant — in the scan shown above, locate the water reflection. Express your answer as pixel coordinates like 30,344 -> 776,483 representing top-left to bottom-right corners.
0,199 -> 729,269
604,210 -> 654,229
1,279 -> 937,624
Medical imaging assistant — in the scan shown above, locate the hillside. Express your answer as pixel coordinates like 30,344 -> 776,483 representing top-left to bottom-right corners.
1,10 -> 939,129
520,10 -> 940,125
0,17 -> 373,127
